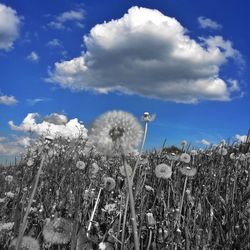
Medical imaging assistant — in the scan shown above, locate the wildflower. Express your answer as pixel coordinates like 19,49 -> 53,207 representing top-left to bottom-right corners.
180,153 -> 191,163
76,160 -> 86,170
88,110 -> 143,155
103,177 -> 116,191
9,236 -> 40,250
5,175 -> 13,183
179,165 -> 197,177
167,152 -> 179,161
218,147 -> 227,156
155,164 -> 172,179
43,218 -> 73,245
0,222 -> 14,232
119,163 -> 133,177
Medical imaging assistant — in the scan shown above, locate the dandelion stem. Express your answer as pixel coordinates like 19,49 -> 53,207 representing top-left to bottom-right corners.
86,187 -> 102,239
177,176 -> 188,230
15,155 -> 45,250
123,157 -> 140,250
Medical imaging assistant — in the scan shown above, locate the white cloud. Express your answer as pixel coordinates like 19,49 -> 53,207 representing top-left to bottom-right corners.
235,134 -> 248,143
9,113 -> 88,139
199,139 -> 211,145
48,6 -> 241,103
47,38 -> 63,48
198,16 -> 222,30
48,9 -> 84,30
26,98 -> 50,106
0,3 -> 21,50
0,95 -> 18,105
27,51 -> 39,62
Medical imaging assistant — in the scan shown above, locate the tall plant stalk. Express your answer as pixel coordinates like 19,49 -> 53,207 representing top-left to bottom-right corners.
15,155 -> 45,250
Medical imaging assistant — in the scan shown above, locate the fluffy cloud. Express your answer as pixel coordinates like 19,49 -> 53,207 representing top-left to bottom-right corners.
48,6 -> 241,103
235,134 -> 248,143
26,98 -> 50,106
27,51 -> 39,62
0,3 -> 21,50
8,113 -> 87,139
198,16 -> 222,30
48,9 -> 85,30
0,95 -> 18,105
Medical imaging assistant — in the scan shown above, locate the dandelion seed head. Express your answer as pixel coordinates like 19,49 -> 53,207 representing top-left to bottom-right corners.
103,177 -> 116,191
0,222 -> 14,232
5,175 -> 13,183
155,164 -> 172,179
179,165 -> 197,177
76,160 -> 86,170
180,153 -> 191,163
9,236 -> 40,250
42,218 -> 73,245
119,163 -> 133,177
88,110 -> 143,155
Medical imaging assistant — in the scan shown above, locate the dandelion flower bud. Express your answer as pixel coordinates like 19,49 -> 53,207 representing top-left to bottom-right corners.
146,212 -> 156,228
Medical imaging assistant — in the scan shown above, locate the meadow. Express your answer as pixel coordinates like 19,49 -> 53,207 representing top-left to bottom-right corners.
0,111 -> 250,250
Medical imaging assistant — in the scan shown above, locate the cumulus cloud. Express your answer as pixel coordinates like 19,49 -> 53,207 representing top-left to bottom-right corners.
0,95 -> 18,105
198,16 -> 222,30
48,6 -> 241,103
235,134 -> 248,143
48,9 -> 85,30
9,113 -> 87,139
0,3 -> 21,50
27,51 -> 39,62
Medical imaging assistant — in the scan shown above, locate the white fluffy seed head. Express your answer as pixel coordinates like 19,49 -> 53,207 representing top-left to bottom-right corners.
88,110 -> 143,156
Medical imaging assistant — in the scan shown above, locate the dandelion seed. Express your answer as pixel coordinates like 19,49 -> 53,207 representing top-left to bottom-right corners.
179,165 -> 197,177
103,177 -> 116,191
88,110 -> 143,156
155,164 -> 172,179
180,153 -> 191,163
76,160 -> 86,170
9,236 -> 40,250
43,218 -> 73,245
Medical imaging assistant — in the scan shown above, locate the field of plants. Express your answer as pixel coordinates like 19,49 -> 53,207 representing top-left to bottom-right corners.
0,111 -> 250,250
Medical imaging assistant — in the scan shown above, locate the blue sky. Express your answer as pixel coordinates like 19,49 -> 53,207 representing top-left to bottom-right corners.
0,0 -> 249,163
